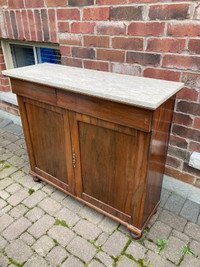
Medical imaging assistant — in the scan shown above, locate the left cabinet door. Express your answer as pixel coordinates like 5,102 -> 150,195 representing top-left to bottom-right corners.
18,96 -> 74,193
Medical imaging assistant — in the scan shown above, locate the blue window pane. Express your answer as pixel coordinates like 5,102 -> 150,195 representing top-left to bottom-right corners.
36,47 -> 61,64
11,45 -> 35,68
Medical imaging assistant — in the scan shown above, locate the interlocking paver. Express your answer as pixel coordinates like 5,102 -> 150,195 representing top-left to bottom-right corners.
61,196 -> 84,212
146,251 -> 174,267
0,199 -> 7,209
0,204 -> 12,216
22,190 -> 47,208
15,174 -> 37,188
5,182 -> 22,194
117,256 -> 138,267
98,216 -> 119,234
0,236 -> 7,250
55,207 -> 80,227
126,241 -> 146,260
184,222 -> 200,242
46,246 -> 68,266
51,189 -> 66,202
0,190 -> 10,199
171,229 -> 190,242
38,197 -> 62,215
164,194 -> 185,215
159,209 -> 187,231
42,183 -> 56,194
180,254 -> 200,267
0,177 -> 13,189
96,232 -> 109,246
0,213 -> 14,232
7,188 -> 29,206
0,253 -> 9,266
23,254 -> 48,267
9,204 -> 28,219
160,188 -> 171,207
25,207 -> 45,222
20,232 -> 35,246
180,199 -> 200,223
144,240 -> 158,253
148,221 -> 172,242
73,219 -> 102,241
88,260 -> 105,267
48,225 -> 75,247
61,255 -> 84,267
79,205 -> 104,224
33,235 -> 55,256
190,240 -> 200,257
96,252 -> 113,266
0,166 -> 17,179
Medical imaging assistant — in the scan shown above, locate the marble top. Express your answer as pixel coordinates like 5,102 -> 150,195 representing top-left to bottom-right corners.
2,63 -> 184,110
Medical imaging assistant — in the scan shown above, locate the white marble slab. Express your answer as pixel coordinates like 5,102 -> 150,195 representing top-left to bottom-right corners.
2,63 -> 184,110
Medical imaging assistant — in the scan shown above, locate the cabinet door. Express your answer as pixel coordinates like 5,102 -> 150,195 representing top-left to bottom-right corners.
69,111 -> 144,223
18,96 -> 74,193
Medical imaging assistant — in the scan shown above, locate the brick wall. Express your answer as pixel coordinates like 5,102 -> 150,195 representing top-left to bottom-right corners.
0,0 -> 200,187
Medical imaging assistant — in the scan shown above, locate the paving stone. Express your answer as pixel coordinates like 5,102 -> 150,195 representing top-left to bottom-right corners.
73,219 -> 102,241
78,205 -> 104,224
164,194 -> 185,215
23,190 -> 47,208
20,232 -> 35,246
0,190 -> 10,199
42,183 -> 56,194
6,142 -> 20,152
118,224 -> 130,235
147,221 -> 172,243
68,236 -> 97,263
28,214 -> 55,239
180,200 -> 200,223
117,256 -> 138,267
144,240 -> 158,253
98,216 -> 119,234
0,204 -> 12,216
88,260 -> 104,267
96,232 -> 109,246
190,240 -> 200,257
5,182 -> 22,194
51,189 -> 67,202
0,199 -> 7,209
126,241 -> 146,260
15,174 -> 37,188
11,170 -> 25,180
1,132 -> 19,142
159,209 -> 187,231
23,254 -> 48,267
0,177 -> 13,189
184,222 -> 200,242
55,207 -> 80,227
160,188 -> 171,207
39,197 -> 62,215
197,215 -> 200,226
5,240 -> 33,264
9,204 -> 28,219
33,235 -> 55,256
0,253 -> 9,266
8,155 -> 26,167
0,213 -> 14,232
32,182 -> 44,191
171,229 -> 190,242
61,196 -> 84,212
46,246 -> 68,266
61,255 -> 84,267
146,251 -> 174,267
103,231 -> 129,257
4,123 -> 23,136
160,236 -> 185,264
96,251 -> 113,266
0,235 -> 7,250
48,225 -> 75,247
25,207 -> 45,222
0,150 -> 13,161
180,254 -> 200,267
7,188 -> 29,206
0,138 -> 11,147
2,216 -> 31,241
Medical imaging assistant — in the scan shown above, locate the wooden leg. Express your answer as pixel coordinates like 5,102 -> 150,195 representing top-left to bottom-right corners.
130,231 -> 142,240
33,176 -> 41,182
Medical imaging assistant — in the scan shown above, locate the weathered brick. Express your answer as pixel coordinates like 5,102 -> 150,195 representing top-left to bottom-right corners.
46,0 -> 67,6
62,56 -> 82,67
176,87 -> 198,101
84,59 -> 109,72
15,10 -> 24,40
128,22 -> 165,36
168,146 -> 188,161
27,10 -> 36,41
149,4 -> 190,20
41,9 -> 50,42
59,33 -> 82,45
188,39 -> 200,55
172,112 -> 193,127
163,55 -> 200,72
48,9 -> 57,43
112,37 -> 143,50
177,100 -> 200,116
194,3 -> 200,19
194,117 -> 200,130
4,11 -> 13,39
71,22 -> 95,34
83,7 -> 109,20
34,10 -> 43,42
58,21 -> 69,33
129,0 -> 161,2
97,21 -> 126,35
69,0 -> 94,5
0,0 -> 7,7
57,8 -> 80,20
8,0 -> 24,8
97,49 -> 125,62
10,10 -> 18,39
25,0 -> 44,8
147,38 -> 185,53
127,52 -> 160,66
183,162 -> 200,177
72,47 -> 95,59
111,63 -> 141,76
165,166 -> 195,184
110,6 -> 143,20
84,35 -> 109,47
182,72 -> 200,87
97,0 -> 126,4
167,22 -> 200,37
189,141 -> 200,153
60,45 -> 71,56
166,155 -> 182,169
144,68 -> 180,82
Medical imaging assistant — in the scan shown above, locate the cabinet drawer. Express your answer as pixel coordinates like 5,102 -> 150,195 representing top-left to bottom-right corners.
57,90 -> 152,132
11,78 -> 57,106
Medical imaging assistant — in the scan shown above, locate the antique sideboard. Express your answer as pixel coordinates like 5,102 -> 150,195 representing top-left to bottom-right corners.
3,63 -> 183,238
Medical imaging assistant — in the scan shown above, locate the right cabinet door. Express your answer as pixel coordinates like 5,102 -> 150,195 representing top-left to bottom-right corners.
69,111 -> 150,225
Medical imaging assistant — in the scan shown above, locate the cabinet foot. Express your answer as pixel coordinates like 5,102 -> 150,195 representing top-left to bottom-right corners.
33,176 -> 41,182
130,231 -> 142,240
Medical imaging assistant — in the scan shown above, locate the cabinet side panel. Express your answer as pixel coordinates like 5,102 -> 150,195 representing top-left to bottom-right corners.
142,97 -> 175,225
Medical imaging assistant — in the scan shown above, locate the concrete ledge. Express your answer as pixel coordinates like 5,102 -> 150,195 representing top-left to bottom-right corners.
163,174 -> 200,204
0,91 -> 18,106
0,109 -> 21,126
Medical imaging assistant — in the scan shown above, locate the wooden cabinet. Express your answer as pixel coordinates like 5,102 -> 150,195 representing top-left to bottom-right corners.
4,64 -> 183,238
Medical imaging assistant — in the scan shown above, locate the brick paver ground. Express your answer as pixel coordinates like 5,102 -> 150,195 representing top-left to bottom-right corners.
0,116 -> 200,267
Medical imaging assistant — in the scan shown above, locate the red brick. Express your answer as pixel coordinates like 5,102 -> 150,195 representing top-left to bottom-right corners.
172,112 -> 193,127
182,72 -> 200,88
10,10 -> 18,39
0,0 -> 7,7
163,55 -> 200,72
189,141 -> 200,153
61,57 -> 82,67
28,10 -> 36,41
8,0 -> 24,8
112,37 -> 143,51
167,22 -> 200,37
111,63 -> 141,76
110,6 -> 143,21
57,9 -> 80,20
6,106 -> 19,116
2,86 -> 11,92
166,155 -> 182,169
46,0 -> 67,7
147,38 -> 185,53
169,134 -> 188,149
1,78 -> 9,86
84,35 -> 109,48
25,0 -> 44,8
60,45 -> 71,56
58,22 -> 69,33
177,101 -> 200,116
84,60 -> 109,72
194,4 -> 200,20
4,11 -> 13,39
22,10 -> 30,41
68,0 -> 94,6
83,7 -> 109,20
164,166 -> 195,184
41,9 -> 50,42
97,22 -> 126,35
188,39 -> 200,55
168,145 -> 188,161
172,124 -> 200,142
128,22 -> 164,36
129,0 -> 162,2
59,33 -> 82,45
183,162 -> 200,177
143,68 -> 180,82
194,117 -> 200,130
72,47 -> 95,59
195,179 -> 200,188
97,0 -> 126,4
176,87 -> 198,101
97,49 -> 125,62
0,63 -> 6,71
34,10 -> 43,42
71,22 -> 95,34
127,52 -> 160,66
149,4 -> 190,20
48,9 -> 57,43
15,10 -> 24,40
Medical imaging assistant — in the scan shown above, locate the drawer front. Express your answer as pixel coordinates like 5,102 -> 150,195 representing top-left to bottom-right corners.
11,78 -> 57,106
57,90 -> 152,132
